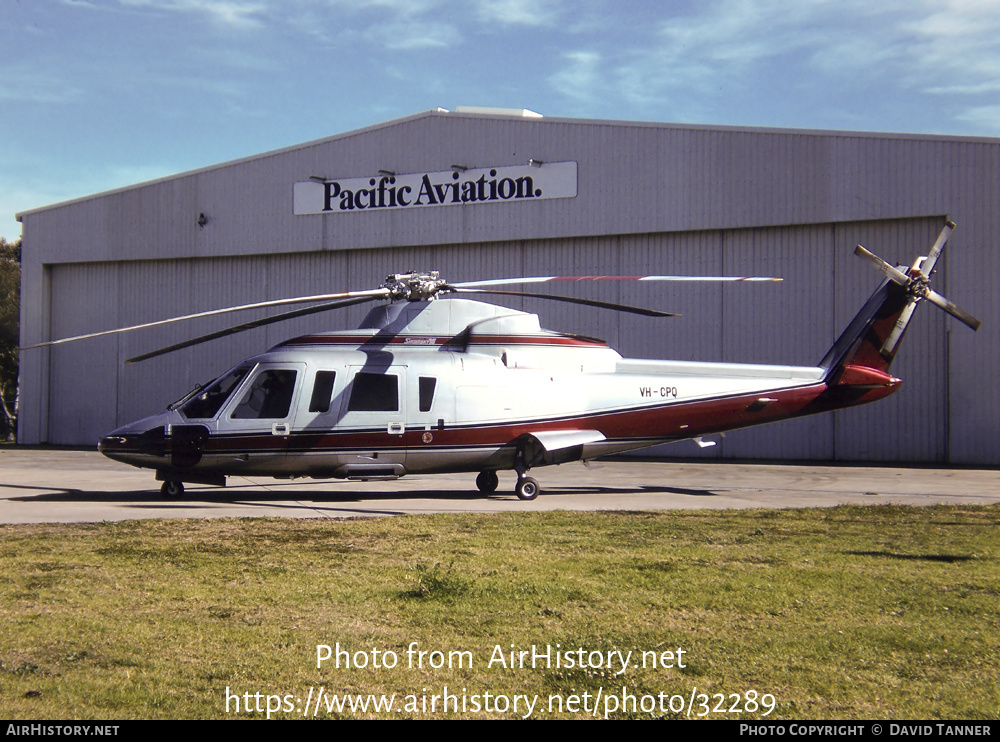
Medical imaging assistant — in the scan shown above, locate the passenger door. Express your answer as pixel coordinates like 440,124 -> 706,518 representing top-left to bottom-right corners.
338,365 -> 407,438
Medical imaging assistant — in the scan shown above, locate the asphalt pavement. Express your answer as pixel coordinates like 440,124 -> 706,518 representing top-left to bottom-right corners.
1,447 -> 996,524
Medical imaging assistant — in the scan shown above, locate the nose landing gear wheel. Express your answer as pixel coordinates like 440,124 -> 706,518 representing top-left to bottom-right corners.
476,470 -> 499,494
515,476 -> 539,501
160,480 -> 184,498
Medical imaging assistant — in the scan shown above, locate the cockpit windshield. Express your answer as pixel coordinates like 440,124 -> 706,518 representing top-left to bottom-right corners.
180,364 -> 253,419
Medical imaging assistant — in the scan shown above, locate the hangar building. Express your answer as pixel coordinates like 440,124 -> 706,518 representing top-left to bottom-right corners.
16,108 -> 999,464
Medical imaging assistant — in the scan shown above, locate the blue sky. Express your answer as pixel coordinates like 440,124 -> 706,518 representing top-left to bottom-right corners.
4,0 -> 1000,241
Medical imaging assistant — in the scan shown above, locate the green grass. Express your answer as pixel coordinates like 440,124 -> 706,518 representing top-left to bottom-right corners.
1,506 -> 998,719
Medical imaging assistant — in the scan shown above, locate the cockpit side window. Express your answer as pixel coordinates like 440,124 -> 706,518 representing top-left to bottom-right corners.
180,364 -> 252,419
232,369 -> 298,419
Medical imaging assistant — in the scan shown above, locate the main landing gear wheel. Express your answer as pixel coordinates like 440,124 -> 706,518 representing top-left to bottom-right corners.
515,476 -> 540,501
476,470 -> 499,494
160,480 -> 184,498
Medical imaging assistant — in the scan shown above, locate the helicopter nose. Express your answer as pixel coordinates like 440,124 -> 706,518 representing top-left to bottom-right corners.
98,434 -> 136,464
98,425 -> 168,467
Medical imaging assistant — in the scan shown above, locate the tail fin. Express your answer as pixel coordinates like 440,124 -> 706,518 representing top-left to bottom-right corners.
820,279 -> 910,382
820,219 -> 979,386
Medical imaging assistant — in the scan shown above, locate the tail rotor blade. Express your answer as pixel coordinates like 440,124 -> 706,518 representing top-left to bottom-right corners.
881,299 -> 918,356
854,245 -> 911,286
858,221 -> 981,338
924,289 -> 982,331
916,219 -> 955,277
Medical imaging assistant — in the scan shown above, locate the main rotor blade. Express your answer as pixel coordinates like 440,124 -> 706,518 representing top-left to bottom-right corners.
21,288 -> 391,351
453,275 -> 781,289
924,289 -> 982,331
125,296 -> 379,364
451,288 -> 680,317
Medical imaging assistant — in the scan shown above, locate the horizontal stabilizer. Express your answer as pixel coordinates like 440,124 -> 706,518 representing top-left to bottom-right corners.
836,365 -> 900,389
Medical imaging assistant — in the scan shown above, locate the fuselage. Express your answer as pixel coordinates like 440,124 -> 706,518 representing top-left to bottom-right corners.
98,297 -> 899,484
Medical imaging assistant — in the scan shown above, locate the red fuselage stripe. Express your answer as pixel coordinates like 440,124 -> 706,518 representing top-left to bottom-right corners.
276,334 -> 607,348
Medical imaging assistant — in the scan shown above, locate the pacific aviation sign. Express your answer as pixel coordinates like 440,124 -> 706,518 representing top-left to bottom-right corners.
294,161 -> 577,215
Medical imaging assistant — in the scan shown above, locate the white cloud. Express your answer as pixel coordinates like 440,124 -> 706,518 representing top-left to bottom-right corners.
273,0 -> 464,50
0,67 -> 85,105
549,51 -> 606,105
115,0 -> 269,29
366,17 -> 462,49
541,0 -> 1000,130
473,0 -> 561,27
954,104 -> 1000,134
897,1 -> 1000,93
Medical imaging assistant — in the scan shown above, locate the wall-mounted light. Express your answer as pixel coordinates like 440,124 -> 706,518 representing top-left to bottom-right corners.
308,175 -> 327,182
529,158 -> 544,167
377,169 -> 396,177
450,164 -> 468,173
197,213 -> 208,228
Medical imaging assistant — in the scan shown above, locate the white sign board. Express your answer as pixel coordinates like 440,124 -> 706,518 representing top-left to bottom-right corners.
294,161 -> 577,215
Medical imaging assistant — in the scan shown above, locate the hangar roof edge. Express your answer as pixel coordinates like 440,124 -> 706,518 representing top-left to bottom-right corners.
15,107 -> 1000,221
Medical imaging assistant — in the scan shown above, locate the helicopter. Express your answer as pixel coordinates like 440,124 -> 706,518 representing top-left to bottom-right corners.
27,220 -> 980,500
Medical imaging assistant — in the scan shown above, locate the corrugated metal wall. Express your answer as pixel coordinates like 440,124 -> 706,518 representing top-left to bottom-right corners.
19,113 -> 998,462
38,217 -> 961,463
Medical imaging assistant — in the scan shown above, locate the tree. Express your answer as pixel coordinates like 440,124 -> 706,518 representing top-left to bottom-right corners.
0,238 -> 20,441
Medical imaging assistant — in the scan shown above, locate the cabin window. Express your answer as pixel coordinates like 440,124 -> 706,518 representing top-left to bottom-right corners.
232,369 -> 298,419
418,376 -> 437,412
347,372 -> 398,412
308,371 -> 337,413
181,364 -> 252,419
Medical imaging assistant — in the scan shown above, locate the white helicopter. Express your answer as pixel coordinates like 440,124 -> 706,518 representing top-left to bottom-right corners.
29,221 -> 980,499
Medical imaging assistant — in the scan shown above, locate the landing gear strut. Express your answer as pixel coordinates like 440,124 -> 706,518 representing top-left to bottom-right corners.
513,447 -> 541,501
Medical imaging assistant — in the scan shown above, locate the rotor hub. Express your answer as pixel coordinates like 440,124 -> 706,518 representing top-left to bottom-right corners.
382,271 -> 449,301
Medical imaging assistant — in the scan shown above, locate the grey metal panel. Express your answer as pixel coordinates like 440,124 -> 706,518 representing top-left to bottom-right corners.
47,262 -> 120,445
944,144 -> 1000,465
16,250 -> 48,444
721,225 -> 833,367
114,259 -> 196,426
831,218 -> 947,462
718,225 -> 835,460
616,230 -> 725,363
